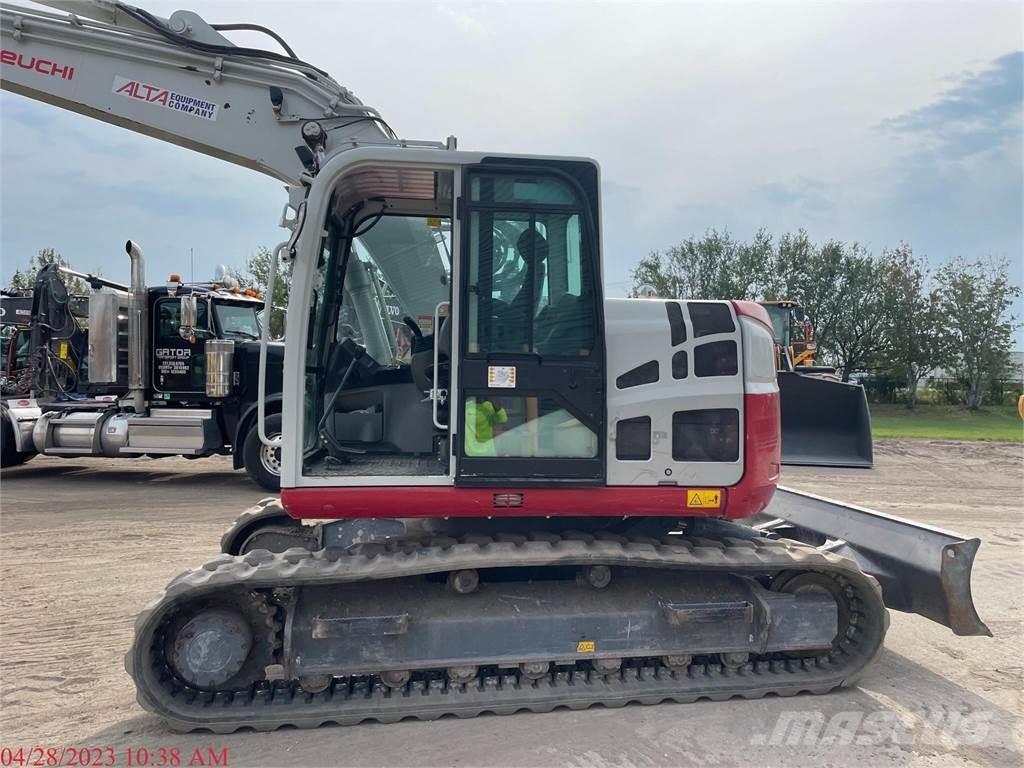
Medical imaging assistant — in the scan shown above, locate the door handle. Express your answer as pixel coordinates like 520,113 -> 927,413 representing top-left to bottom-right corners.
431,301 -> 450,430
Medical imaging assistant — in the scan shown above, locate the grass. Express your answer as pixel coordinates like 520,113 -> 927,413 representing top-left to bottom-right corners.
870,403 -> 1023,442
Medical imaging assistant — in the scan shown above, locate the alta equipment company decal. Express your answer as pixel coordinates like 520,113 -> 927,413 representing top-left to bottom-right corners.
112,75 -> 218,121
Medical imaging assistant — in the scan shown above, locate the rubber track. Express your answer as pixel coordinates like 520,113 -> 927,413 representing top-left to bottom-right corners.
125,532 -> 889,733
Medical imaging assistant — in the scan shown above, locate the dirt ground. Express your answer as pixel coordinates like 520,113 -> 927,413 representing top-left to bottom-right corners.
1,439 -> 1021,767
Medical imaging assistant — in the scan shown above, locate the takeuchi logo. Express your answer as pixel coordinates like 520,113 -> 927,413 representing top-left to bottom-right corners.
0,50 -> 75,80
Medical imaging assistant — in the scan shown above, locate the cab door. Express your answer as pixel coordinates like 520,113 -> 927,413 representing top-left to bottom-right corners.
456,163 -> 605,484
152,297 -> 208,395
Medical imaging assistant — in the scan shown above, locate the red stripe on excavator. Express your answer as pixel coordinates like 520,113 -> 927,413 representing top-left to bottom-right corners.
282,485 -> 729,520
730,391 -> 781,517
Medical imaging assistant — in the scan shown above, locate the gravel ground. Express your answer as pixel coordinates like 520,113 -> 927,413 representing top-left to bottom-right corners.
0,439 -> 1021,767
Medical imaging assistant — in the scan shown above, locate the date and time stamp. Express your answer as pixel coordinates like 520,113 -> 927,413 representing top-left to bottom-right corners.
0,748 -> 228,768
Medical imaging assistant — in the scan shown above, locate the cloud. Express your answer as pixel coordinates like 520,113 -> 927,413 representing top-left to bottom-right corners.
866,51 -> 1022,292
755,179 -> 835,216
436,3 -> 494,39
879,51 -> 1023,158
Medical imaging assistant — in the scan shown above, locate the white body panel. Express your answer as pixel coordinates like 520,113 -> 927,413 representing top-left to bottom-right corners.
605,298 -> 745,487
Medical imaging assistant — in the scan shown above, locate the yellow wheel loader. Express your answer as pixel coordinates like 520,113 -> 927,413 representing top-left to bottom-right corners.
761,301 -> 873,468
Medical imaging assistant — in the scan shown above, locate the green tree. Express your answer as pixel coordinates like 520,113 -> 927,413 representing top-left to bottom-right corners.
761,229 -> 814,302
771,236 -> 847,359
825,244 -> 887,382
632,228 -> 771,301
7,248 -> 88,294
936,257 -> 1020,410
245,246 -> 292,339
878,243 -> 946,408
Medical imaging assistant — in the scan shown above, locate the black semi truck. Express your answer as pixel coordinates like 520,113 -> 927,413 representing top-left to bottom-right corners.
0,243 -> 284,489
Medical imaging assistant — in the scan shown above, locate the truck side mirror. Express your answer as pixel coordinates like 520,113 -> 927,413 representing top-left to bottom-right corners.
180,295 -> 198,340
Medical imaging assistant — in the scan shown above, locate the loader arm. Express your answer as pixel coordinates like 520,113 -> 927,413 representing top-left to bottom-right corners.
0,0 -> 403,186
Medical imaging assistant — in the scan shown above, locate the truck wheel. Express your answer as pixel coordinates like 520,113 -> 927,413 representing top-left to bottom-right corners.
243,413 -> 281,491
1,418 -> 34,469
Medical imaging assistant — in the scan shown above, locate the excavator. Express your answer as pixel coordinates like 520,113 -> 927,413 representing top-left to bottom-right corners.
1,0 -> 990,732
761,300 -> 874,468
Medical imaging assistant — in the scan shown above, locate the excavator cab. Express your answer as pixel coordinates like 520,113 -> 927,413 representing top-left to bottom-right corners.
297,162 -> 607,486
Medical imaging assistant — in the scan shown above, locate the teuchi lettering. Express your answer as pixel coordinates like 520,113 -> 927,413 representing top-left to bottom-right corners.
0,49 -> 75,80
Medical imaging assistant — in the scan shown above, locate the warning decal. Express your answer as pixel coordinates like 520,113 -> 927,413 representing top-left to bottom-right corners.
576,640 -> 596,653
487,365 -> 516,388
112,75 -> 219,121
686,489 -> 722,508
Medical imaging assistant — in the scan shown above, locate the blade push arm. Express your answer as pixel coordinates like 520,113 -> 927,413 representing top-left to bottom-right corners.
1,0 -> 396,184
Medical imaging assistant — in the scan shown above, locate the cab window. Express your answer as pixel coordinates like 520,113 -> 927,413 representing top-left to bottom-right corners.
466,175 -> 595,357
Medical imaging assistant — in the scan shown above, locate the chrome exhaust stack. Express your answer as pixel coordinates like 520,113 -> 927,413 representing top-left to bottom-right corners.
126,240 -> 148,415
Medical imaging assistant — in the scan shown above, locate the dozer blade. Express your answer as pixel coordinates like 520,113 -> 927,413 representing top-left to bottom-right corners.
755,486 -> 991,637
778,370 -> 874,468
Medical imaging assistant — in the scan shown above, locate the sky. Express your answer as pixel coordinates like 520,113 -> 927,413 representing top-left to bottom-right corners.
1,0 -> 1021,305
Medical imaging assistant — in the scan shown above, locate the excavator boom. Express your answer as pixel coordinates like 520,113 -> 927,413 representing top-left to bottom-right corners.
1,0 -> 401,185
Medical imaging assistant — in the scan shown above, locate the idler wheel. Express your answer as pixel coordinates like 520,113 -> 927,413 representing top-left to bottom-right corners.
169,609 -> 253,688
773,571 -> 849,648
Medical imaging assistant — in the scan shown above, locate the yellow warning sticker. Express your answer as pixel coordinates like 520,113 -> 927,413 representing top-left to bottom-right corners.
686,489 -> 722,508
576,640 -> 596,653
59,341 -> 68,359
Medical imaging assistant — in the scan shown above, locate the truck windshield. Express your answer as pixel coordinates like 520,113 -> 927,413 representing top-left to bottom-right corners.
215,302 -> 261,339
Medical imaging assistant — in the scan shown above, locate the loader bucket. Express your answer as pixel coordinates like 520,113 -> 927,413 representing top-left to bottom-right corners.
778,370 -> 873,468
756,487 -> 991,637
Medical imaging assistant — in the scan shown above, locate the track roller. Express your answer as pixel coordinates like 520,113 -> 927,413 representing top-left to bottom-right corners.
592,658 -> 622,675
447,569 -> 479,594
446,665 -> 478,683
661,654 -> 692,670
519,661 -> 550,680
720,652 -> 749,670
380,670 -> 411,688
